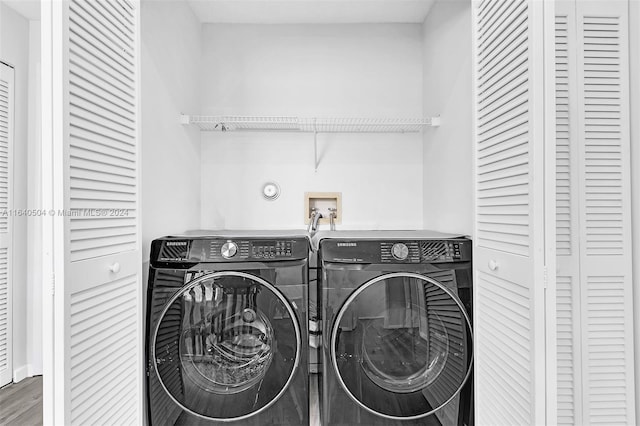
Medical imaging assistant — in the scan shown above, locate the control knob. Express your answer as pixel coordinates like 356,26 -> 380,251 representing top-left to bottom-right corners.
221,241 -> 238,259
391,243 -> 409,261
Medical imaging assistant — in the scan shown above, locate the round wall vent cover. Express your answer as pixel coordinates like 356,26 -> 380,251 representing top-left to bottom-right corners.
262,182 -> 281,200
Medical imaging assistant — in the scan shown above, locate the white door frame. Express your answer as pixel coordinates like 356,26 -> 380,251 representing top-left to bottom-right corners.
40,0 -> 57,420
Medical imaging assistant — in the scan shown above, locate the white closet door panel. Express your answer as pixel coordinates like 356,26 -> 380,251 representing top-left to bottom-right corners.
555,5 -> 583,425
0,71 -> 11,236
0,247 -> 10,387
556,275 -> 579,425
67,255 -> 139,425
556,1 -> 635,424
474,254 -> 534,426
579,12 -> 627,255
0,64 -> 13,388
576,2 -> 635,425
555,12 -> 573,257
476,0 -> 531,257
474,0 -> 548,424
49,0 -> 142,424
68,0 -> 138,264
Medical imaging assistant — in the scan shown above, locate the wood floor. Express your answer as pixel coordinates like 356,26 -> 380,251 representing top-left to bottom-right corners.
0,376 -> 43,426
0,375 -> 311,426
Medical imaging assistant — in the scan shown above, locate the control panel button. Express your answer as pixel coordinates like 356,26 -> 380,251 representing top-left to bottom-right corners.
251,240 -> 295,259
221,241 -> 238,259
391,243 -> 410,261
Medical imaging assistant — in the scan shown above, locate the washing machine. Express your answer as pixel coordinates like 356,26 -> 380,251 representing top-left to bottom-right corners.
146,231 -> 309,425
316,231 -> 473,426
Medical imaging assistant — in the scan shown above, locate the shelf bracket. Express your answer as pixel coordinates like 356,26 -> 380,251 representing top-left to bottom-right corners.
313,131 -> 318,172
313,118 -> 319,172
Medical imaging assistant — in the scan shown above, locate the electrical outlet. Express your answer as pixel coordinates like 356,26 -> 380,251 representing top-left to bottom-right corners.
304,192 -> 341,225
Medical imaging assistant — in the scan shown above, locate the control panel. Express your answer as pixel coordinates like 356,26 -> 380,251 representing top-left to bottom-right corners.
380,242 -> 421,263
250,240 -> 294,259
421,240 -> 468,262
153,237 -> 307,263
446,241 -> 463,260
320,239 -> 471,264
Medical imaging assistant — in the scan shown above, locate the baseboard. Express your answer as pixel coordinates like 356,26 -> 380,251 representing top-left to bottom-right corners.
13,365 -> 29,382
27,364 -> 42,377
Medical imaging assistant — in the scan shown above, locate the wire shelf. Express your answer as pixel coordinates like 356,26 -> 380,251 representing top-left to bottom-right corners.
181,115 -> 440,133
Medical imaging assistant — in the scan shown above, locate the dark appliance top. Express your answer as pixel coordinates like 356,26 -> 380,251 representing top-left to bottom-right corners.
150,234 -> 310,265
319,237 -> 471,264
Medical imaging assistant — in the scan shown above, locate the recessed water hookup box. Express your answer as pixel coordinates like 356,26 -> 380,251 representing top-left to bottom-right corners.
304,192 -> 342,225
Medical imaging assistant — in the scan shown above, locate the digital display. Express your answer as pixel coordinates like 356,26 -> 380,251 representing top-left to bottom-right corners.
251,240 -> 293,258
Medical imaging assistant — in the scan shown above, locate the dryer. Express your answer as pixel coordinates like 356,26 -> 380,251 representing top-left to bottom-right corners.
146,232 -> 309,425
316,231 -> 473,426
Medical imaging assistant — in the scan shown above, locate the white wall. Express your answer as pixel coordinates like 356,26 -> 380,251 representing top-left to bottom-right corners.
0,1 -> 31,381
141,0 -> 202,260
421,1 -> 473,236
200,24 -> 424,230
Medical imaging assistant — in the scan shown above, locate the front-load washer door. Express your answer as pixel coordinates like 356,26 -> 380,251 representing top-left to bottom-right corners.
330,272 -> 473,421
152,271 -> 301,422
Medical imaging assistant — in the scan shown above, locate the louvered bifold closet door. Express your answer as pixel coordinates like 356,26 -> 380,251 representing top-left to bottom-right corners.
555,1 -> 636,424
0,63 -> 13,388
50,0 -> 142,424
577,2 -> 635,423
555,5 -> 583,425
473,0 -> 550,424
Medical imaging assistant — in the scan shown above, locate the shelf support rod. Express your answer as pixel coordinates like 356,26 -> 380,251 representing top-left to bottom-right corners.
313,118 -> 318,172
314,131 -> 319,172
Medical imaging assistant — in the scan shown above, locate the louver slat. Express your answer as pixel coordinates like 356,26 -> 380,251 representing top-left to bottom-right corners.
476,0 -> 530,257
68,0 -> 138,263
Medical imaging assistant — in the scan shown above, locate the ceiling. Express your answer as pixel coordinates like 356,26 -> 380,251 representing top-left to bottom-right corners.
2,0 -> 40,20
187,0 -> 437,24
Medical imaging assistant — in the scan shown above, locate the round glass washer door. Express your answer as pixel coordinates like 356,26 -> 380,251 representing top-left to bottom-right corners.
153,271 -> 301,422
331,272 -> 473,420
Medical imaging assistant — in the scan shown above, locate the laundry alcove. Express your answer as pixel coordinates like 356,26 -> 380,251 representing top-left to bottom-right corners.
38,0 -> 640,425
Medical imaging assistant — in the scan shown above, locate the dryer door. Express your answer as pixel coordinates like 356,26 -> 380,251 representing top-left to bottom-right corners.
330,272 -> 473,421
152,271 -> 301,421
